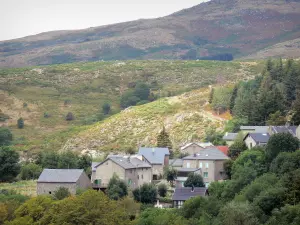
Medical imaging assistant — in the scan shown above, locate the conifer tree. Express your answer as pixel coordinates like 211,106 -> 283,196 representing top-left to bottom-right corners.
229,85 -> 238,114
209,88 -> 214,104
157,126 -> 172,150
291,92 -> 300,125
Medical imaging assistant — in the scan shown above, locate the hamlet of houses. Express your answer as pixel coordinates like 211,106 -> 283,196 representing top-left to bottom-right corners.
223,125 -> 300,148
36,124 -> 300,208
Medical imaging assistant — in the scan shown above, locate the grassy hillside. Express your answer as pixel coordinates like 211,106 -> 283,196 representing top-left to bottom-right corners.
0,60 -> 264,154
1,0 -> 300,67
63,88 -> 226,155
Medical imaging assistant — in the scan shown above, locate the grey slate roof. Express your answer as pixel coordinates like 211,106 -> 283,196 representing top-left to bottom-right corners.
170,159 -> 183,167
240,126 -> 269,133
177,168 -> 201,172
270,126 -> 297,136
96,156 -> 151,170
222,133 -> 238,141
183,147 -> 229,160
180,142 -> 213,150
38,169 -> 84,183
138,147 -> 170,164
244,133 -> 270,143
172,187 -> 208,201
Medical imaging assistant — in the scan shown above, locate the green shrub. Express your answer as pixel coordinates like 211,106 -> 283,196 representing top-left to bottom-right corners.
157,183 -> 167,197
53,187 -> 71,200
43,112 -> 51,118
19,163 -> 43,180
65,112 -> 74,121
17,118 -> 24,129
0,128 -> 13,146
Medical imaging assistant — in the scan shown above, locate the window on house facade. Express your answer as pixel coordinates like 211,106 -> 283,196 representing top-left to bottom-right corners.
199,162 -> 202,168
250,143 -> 253,148
204,172 -> 208,178
128,179 -> 132,186
205,163 -> 209,168
187,162 -> 190,168
137,175 -> 139,179
142,175 -> 144,179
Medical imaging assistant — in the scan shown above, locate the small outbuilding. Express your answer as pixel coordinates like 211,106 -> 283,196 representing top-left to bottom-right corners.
243,133 -> 270,149
37,169 -> 91,195
172,187 -> 208,208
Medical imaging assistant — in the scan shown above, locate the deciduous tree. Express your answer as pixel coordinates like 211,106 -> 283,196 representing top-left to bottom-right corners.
0,147 -> 20,182
184,173 -> 205,188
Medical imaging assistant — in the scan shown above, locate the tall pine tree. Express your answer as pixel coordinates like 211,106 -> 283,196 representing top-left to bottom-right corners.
157,126 -> 172,151
291,92 -> 300,125
229,85 -> 238,114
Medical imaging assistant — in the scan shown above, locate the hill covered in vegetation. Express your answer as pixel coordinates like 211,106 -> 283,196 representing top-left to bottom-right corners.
0,60 -> 263,154
1,0 -> 300,67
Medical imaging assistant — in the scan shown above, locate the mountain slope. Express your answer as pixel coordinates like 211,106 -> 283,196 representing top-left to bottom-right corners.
0,60 -> 263,153
243,37 -> 300,59
1,0 -> 300,67
62,88 -> 225,154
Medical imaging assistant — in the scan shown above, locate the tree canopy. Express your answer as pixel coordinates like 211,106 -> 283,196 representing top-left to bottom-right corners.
0,147 -> 20,182
184,173 -> 205,188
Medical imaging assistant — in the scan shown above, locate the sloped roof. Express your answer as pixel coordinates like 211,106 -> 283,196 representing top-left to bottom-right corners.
222,133 -> 238,141
96,156 -> 151,170
245,133 -> 270,143
177,168 -> 201,173
172,187 -> 208,201
170,159 -> 183,167
216,146 -> 229,156
138,147 -> 169,164
38,169 -> 84,183
92,162 -> 100,172
240,126 -> 269,133
181,142 -> 214,150
183,147 -> 229,160
271,126 -> 297,136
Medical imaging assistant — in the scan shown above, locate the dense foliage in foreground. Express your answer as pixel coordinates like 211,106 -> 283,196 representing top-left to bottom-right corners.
1,133 -> 299,224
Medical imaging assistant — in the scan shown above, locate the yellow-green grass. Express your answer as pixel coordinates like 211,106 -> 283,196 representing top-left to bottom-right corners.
0,180 -> 37,197
0,60 -> 264,153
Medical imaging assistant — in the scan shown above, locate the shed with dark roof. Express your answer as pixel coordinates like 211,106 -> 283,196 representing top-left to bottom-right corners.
172,187 -> 208,208
37,169 -> 91,195
243,133 -> 270,149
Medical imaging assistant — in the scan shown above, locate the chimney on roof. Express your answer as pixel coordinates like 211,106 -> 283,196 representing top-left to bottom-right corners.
191,185 -> 194,192
127,156 -> 130,163
285,121 -> 290,128
152,148 -> 155,155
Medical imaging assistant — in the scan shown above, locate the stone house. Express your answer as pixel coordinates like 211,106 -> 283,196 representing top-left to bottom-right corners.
175,168 -> 201,188
180,142 -> 214,155
268,125 -> 297,136
222,132 -> 238,146
182,147 -> 229,187
243,133 -> 270,149
37,169 -> 91,195
138,147 -> 170,180
92,155 -> 152,190
172,187 -> 208,208
169,158 -> 183,170
297,125 -> 300,139
240,126 -> 269,135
